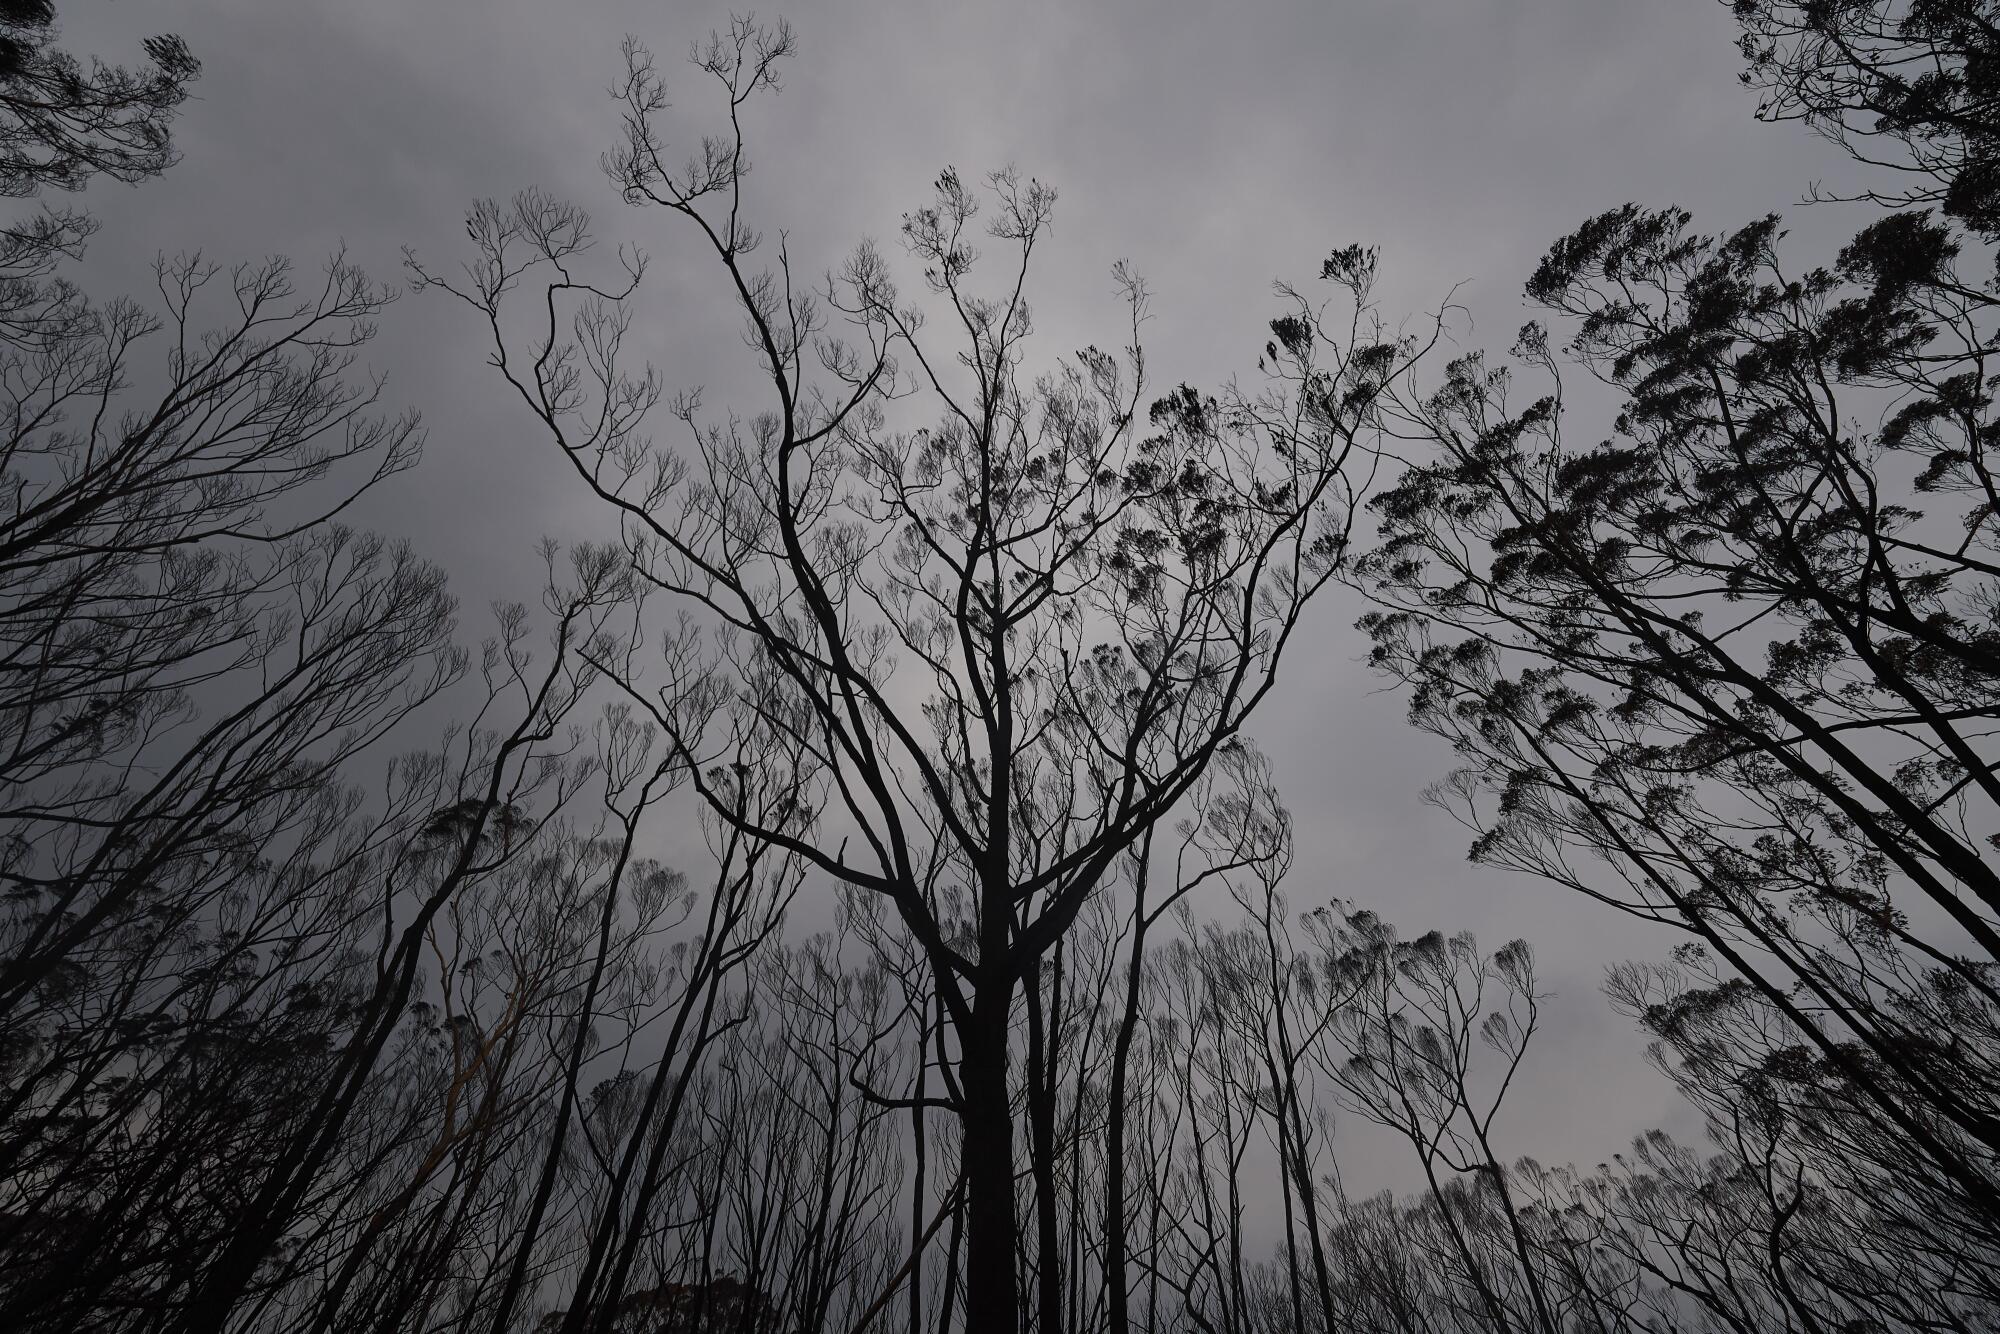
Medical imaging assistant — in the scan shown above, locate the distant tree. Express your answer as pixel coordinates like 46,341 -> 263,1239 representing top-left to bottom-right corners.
481,756 -> 819,1334
535,1276 -> 778,1334
1306,917 -> 1548,1333
1100,744 -> 1287,1334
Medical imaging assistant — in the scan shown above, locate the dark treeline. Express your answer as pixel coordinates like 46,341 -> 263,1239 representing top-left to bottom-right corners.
1,1 -> 1996,1331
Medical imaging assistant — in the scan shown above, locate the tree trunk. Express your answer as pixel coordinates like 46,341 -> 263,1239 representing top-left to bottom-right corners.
1024,959 -> 1063,1334
960,977 -> 1021,1334
1104,905 -> 1148,1334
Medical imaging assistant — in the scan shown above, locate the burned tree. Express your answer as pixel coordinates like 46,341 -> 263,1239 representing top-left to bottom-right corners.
417,20 -> 1430,1331
1353,0 -> 2000,1267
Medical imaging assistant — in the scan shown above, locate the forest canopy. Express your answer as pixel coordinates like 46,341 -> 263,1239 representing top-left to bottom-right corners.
1,2 -> 1997,1333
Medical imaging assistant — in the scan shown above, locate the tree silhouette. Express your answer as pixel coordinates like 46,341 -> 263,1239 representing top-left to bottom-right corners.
1351,0 -> 2000,1283
7,7 -> 2000,1333
416,21 -> 1436,1332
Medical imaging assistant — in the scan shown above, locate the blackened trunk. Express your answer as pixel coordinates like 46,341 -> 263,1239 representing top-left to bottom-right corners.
1103,907 -> 1148,1334
1023,962 -> 1063,1334
960,981 -> 1020,1334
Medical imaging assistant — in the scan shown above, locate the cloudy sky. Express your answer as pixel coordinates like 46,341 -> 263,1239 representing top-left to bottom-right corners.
54,0 -> 1870,1192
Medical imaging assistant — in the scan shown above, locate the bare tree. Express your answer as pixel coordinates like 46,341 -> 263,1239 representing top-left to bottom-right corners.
416,21 -> 1431,1332
1357,0 -> 2000,1233
0,14 -> 640,1330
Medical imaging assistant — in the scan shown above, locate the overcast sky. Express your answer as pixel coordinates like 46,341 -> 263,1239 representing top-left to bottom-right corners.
50,0 -> 1874,1193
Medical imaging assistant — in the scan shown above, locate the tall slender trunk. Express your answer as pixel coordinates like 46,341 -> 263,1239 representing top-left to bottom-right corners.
909,1004 -> 931,1334
1104,873 -> 1151,1334
1023,957 -> 1063,1334
960,976 -> 1021,1334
